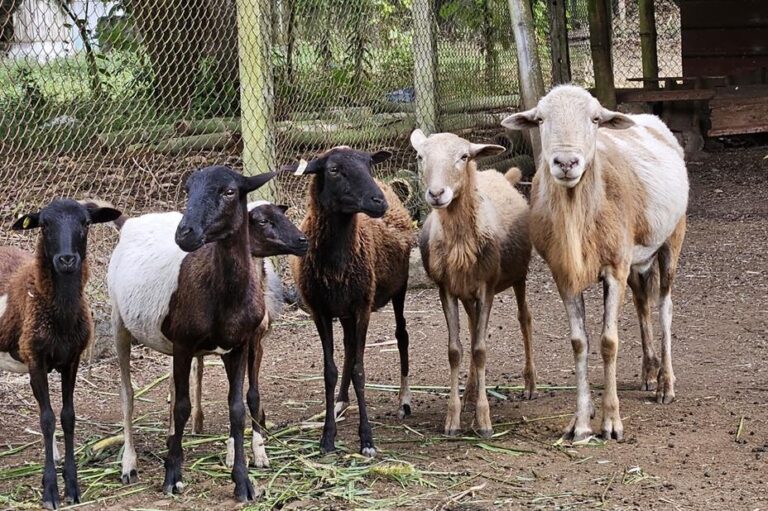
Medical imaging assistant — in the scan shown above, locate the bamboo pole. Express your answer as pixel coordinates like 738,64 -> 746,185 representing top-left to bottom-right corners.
587,0 -> 616,108
413,0 -> 438,135
236,0 -> 275,200
506,0 -> 545,160
639,0 -> 659,90
548,0 -> 571,84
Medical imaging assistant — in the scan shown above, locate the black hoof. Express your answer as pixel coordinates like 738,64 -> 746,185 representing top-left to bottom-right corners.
477,428 -> 494,439
400,404 -> 411,417
121,469 -> 138,485
234,479 -> 257,502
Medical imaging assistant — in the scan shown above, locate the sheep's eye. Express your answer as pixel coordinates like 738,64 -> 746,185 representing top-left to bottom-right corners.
592,116 -> 600,124
416,154 -> 423,161
460,153 -> 469,161
258,219 -> 268,226
328,166 -> 339,175
223,188 -> 237,197
536,117 -> 544,124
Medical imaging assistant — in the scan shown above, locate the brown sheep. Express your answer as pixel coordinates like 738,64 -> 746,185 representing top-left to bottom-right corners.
288,146 -> 414,457
502,84 -> 688,441
410,129 -> 535,437
0,199 -> 121,510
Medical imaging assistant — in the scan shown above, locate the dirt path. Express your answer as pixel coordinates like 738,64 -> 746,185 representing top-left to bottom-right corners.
1,146 -> 766,510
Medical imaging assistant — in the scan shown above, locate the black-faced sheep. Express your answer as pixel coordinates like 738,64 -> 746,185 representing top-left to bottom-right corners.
288,147 -> 414,457
0,199 -> 121,510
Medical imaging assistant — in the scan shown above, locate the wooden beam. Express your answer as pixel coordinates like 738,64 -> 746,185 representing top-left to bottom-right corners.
615,88 -> 715,103
548,0 -> 571,84
413,0 -> 438,135
587,0 -> 616,108
237,0 -> 275,200
507,0 -> 545,159
639,0 -> 659,90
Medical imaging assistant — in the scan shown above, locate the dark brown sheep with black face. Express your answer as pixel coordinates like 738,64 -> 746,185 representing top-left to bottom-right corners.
289,146 -> 414,457
0,199 -> 121,510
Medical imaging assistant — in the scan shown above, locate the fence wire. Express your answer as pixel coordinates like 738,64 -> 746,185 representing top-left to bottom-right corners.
0,0 -> 682,350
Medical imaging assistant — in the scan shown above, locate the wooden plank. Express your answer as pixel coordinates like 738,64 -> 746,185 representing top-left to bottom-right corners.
616,88 -> 715,103
711,85 -> 768,103
683,55 -> 768,77
680,0 -> 768,29
708,92 -> 768,136
682,28 -> 768,57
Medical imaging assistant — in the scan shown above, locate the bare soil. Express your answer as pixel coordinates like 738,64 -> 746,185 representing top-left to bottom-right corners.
1,145 -> 766,510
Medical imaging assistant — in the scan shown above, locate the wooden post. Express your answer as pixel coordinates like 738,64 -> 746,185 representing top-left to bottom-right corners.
548,0 -> 571,84
237,0 -> 275,199
413,0 -> 438,135
587,0 -> 616,108
639,0 -> 659,90
507,0 -> 545,159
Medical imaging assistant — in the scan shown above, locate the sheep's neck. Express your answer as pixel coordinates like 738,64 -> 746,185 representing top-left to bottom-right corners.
35,238 -> 88,326
436,167 -> 486,271
211,210 -> 253,299
314,210 -> 360,268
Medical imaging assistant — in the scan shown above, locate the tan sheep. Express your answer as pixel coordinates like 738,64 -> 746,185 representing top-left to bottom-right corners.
502,85 -> 688,442
410,129 -> 536,437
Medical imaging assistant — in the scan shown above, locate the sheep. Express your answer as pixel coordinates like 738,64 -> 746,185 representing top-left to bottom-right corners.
0,199 -> 121,510
108,166 -> 275,501
409,129 -> 536,437
167,200 -> 308,470
501,84 -> 688,441
288,146 -> 414,457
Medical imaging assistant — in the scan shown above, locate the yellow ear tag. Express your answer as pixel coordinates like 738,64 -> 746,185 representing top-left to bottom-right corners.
22,217 -> 31,229
294,159 -> 308,176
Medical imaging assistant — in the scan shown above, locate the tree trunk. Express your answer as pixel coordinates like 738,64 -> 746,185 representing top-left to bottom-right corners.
587,0 -> 616,108
125,0 -> 205,111
413,0 -> 438,135
548,0 -> 571,84
507,0 -> 545,160
481,0 -> 498,87
639,0 -> 659,90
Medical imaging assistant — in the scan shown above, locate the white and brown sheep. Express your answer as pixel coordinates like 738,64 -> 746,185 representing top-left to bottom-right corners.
108,166 -> 275,501
502,85 -> 688,441
288,146 -> 414,457
410,130 -> 536,437
0,199 -> 121,510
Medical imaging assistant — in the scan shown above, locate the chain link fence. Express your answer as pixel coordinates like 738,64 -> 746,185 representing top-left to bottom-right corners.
0,0 -> 682,351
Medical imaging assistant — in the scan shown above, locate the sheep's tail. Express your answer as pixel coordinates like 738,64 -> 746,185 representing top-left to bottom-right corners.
503,167 -> 523,186
78,199 -> 128,230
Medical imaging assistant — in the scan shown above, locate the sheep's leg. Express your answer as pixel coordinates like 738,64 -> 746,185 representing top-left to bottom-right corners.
344,312 -> 376,457
222,347 -> 256,502
244,334 -> 269,468
60,359 -> 81,505
628,269 -> 660,391
115,318 -> 139,485
167,363 -> 175,435
163,351 -> 193,496
600,268 -> 627,441
560,291 -> 594,442
461,299 -> 478,412
512,280 -> 537,400
392,285 -> 412,419
334,327 -> 354,420
439,286 -> 462,436
29,365 -> 59,510
190,356 -> 205,434
314,313 -> 338,453
656,219 -> 684,404
471,287 -> 494,438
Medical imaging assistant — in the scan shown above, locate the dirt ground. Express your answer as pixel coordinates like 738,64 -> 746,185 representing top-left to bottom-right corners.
1,145 -> 766,510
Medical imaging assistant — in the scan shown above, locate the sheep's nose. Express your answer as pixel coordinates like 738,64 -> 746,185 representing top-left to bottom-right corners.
553,156 -> 580,173
371,196 -> 385,205
298,236 -> 307,243
55,254 -> 79,271
428,187 -> 445,199
177,225 -> 193,238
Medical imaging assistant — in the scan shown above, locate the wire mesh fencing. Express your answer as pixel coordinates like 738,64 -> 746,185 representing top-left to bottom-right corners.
0,0 -> 682,352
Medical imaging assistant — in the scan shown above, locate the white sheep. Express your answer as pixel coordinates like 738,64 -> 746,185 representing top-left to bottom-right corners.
410,129 -> 536,437
502,85 -> 688,442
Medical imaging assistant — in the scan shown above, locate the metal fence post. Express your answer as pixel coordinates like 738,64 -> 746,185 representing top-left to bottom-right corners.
413,0 -> 438,135
237,0 -> 275,200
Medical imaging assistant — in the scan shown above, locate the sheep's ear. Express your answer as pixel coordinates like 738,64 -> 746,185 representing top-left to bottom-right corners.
409,129 -> 427,150
276,204 -> 290,213
501,108 -> 539,130
370,150 -> 392,165
599,109 -> 635,130
244,171 -> 277,192
88,207 -> 122,225
468,143 -> 506,159
12,213 -> 40,230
